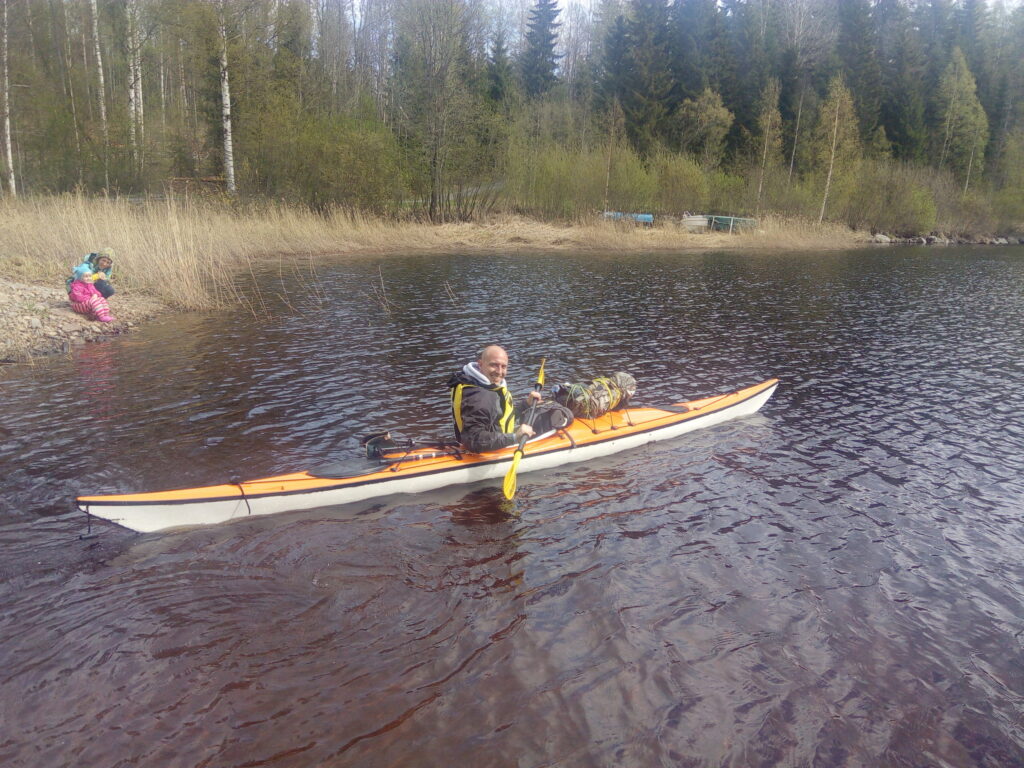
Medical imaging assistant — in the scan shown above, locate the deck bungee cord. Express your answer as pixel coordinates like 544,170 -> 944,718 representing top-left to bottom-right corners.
231,477 -> 253,516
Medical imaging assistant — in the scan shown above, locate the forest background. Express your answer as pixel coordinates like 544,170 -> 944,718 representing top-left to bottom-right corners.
0,0 -> 1022,238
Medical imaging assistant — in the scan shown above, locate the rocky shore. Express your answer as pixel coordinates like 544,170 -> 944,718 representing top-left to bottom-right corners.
869,233 -> 1024,245
2,282 -> 168,366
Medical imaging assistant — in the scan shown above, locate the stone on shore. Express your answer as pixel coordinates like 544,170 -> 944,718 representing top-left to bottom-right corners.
2,282 -> 168,365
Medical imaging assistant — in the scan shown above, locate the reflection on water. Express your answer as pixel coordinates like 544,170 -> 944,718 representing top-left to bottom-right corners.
1,247 -> 1023,766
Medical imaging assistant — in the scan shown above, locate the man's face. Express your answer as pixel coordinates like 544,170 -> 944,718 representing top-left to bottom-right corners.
479,348 -> 509,386
97,257 -> 112,270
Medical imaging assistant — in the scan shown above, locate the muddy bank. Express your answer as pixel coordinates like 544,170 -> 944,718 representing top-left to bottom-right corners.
2,282 -> 168,366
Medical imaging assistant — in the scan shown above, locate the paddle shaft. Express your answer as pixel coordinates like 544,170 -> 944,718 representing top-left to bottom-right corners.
518,364 -> 547,446
514,400 -> 539,452
502,358 -> 546,500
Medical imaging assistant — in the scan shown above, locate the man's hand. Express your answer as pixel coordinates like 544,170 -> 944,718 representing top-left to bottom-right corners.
527,390 -> 542,403
515,424 -> 535,440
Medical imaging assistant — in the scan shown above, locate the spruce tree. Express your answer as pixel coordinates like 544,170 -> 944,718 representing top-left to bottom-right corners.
487,29 -> 514,106
881,18 -> 929,161
520,0 -> 561,99
621,0 -> 675,153
727,0 -> 783,145
836,0 -> 882,136
955,0 -> 992,115
668,0 -> 714,101
599,13 -> 630,113
914,0 -> 956,139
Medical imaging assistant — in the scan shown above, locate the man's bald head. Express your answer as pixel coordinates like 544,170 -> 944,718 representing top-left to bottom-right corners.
477,345 -> 509,386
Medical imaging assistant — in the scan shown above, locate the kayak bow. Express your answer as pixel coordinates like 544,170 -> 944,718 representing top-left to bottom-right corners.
77,378 -> 778,533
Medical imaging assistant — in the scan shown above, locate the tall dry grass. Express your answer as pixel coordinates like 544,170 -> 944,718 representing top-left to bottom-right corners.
0,195 -> 478,309
0,195 -> 864,309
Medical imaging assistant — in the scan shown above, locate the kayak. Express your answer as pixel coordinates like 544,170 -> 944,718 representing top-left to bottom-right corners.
77,378 -> 778,533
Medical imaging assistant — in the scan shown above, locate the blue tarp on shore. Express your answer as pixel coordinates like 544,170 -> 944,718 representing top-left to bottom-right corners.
603,211 -> 654,225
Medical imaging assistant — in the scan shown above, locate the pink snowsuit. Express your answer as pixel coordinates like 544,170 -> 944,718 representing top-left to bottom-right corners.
69,279 -> 115,322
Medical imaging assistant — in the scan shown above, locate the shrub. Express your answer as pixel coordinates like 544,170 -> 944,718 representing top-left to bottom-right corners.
238,101 -> 406,213
706,169 -> 747,214
650,151 -> 708,213
845,161 -> 937,234
605,145 -> 657,213
993,187 -> 1024,231
503,141 -> 659,219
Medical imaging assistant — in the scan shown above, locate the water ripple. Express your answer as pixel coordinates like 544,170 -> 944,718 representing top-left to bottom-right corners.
2,247 -> 1024,766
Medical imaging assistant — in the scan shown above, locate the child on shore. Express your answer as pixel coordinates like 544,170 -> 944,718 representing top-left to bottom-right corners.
68,271 -> 116,323
67,248 -> 115,299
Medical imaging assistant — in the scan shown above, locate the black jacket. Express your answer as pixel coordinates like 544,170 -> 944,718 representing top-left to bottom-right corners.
447,369 -> 517,453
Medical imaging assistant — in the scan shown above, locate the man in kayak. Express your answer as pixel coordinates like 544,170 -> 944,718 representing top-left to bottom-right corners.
448,345 -> 570,453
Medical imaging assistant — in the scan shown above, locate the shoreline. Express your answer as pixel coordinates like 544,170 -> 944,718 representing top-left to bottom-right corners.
3,217 -> 1021,369
3,282 -> 170,367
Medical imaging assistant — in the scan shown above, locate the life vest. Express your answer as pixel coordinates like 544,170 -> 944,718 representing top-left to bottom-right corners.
451,382 -> 515,437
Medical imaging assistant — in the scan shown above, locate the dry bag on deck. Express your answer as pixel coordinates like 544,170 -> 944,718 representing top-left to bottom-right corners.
551,372 -> 637,419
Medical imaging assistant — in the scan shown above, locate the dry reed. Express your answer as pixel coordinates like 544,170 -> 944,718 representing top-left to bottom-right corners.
0,196 -> 865,309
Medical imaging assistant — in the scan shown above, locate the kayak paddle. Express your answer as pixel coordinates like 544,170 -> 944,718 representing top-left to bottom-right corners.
502,357 -> 546,500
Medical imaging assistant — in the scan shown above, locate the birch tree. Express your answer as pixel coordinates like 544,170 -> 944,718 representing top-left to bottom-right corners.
937,47 -> 989,191
354,0 -> 395,121
780,0 -> 834,183
755,78 -> 782,214
61,0 -> 83,183
1,0 -> 12,196
811,76 -> 860,223
127,0 -> 145,176
89,0 -> 109,190
217,0 -> 235,193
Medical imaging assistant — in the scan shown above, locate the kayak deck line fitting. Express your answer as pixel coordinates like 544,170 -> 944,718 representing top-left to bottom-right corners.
77,378 -> 779,533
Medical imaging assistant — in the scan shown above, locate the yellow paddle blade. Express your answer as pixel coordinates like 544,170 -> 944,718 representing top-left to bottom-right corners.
502,449 -> 523,499
505,357 -> 545,500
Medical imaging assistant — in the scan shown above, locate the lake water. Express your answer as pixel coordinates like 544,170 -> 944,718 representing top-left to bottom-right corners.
1,247 -> 1023,767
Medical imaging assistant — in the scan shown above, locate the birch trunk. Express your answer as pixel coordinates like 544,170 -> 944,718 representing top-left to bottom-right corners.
23,0 -> 37,65
1,0 -> 14,196
159,50 -> 166,132
178,37 -> 188,123
963,142 -> 975,196
127,1 -> 138,172
81,12 -> 91,120
818,97 -> 840,224
62,0 -> 83,183
178,37 -> 199,171
938,57 -> 961,170
89,0 -> 109,190
125,0 -> 146,175
939,94 -> 956,169
756,111 -> 773,215
788,88 -> 803,184
133,10 -> 144,172
218,3 -> 236,193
